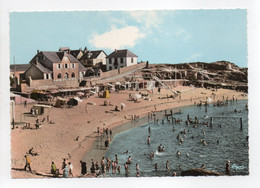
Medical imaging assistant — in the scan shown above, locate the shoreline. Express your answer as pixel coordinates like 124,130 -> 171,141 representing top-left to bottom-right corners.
82,99 -> 247,177
82,104 -> 194,169
11,87 -> 248,178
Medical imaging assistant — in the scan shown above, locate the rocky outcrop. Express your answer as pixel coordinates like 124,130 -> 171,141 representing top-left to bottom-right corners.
181,168 -> 223,176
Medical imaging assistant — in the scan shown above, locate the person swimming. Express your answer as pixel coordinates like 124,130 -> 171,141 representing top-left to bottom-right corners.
150,152 -> 154,159
147,136 -> 151,145
154,163 -> 158,171
166,160 -> 170,171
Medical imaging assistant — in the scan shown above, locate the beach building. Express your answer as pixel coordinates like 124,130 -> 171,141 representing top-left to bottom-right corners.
106,49 -> 138,71
20,49 -> 86,93
80,50 -> 107,71
10,64 -> 30,87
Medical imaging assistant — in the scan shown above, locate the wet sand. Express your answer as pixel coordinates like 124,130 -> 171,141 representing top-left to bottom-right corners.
11,86 -> 247,178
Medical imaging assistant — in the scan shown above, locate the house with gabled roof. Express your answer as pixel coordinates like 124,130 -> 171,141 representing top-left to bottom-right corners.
59,47 -> 84,60
80,50 -> 107,71
23,50 -> 86,82
19,49 -> 87,93
10,64 -> 30,86
106,49 -> 138,71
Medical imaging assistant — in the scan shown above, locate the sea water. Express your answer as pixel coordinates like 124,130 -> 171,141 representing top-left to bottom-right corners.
105,100 -> 249,177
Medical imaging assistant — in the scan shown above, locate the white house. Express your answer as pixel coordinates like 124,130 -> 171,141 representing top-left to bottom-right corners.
106,49 -> 138,71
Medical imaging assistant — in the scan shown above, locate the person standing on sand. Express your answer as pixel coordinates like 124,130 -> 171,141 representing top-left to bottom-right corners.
63,164 -> 69,178
68,162 -> 74,177
62,158 -> 67,170
80,161 -> 87,176
51,161 -> 56,176
24,155 -> 32,172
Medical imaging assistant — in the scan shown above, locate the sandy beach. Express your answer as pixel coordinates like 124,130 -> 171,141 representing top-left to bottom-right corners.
11,86 -> 248,178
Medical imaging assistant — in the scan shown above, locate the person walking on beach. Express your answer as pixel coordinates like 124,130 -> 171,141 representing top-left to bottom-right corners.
91,162 -> 95,174
80,161 -> 87,176
51,162 -> 56,176
68,162 -> 74,177
226,160 -> 231,175
62,158 -> 67,170
63,164 -> 69,178
24,155 -> 32,172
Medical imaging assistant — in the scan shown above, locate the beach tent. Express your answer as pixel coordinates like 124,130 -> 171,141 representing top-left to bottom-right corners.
67,97 -> 82,106
10,92 -> 36,105
133,94 -> 142,99
103,90 -> 110,98
32,104 -> 52,115
55,97 -> 67,108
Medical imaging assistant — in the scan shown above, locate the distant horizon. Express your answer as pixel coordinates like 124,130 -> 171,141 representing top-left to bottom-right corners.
10,10 -> 247,67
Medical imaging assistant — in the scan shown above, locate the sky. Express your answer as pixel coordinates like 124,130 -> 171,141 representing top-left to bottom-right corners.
10,9 -> 247,67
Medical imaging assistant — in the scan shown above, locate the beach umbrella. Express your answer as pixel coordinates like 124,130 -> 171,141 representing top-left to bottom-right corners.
76,92 -> 84,96
121,103 -> 126,107
133,94 -> 142,99
147,89 -> 152,94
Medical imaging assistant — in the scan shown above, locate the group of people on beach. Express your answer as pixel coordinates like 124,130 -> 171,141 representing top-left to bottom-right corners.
52,159 -> 74,178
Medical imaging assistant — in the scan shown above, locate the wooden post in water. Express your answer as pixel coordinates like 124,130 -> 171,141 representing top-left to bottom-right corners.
240,117 -> 243,130
210,117 -> 213,126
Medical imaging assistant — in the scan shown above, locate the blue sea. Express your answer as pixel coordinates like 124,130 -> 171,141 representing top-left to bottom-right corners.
105,100 -> 249,177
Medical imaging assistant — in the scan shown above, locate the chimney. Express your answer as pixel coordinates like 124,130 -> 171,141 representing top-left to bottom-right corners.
115,49 -> 117,52
37,50 -> 39,54
36,57 -> 39,64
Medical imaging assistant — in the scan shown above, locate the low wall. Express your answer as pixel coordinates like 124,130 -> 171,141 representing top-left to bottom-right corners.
101,62 -> 146,79
21,78 -> 79,92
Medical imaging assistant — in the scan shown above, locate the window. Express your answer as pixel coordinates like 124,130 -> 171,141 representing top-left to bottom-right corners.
109,59 -> 112,64
121,58 -> 123,64
46,74 -> 49,79
71,72 -> 75,78
131,58 -> 134,63
57,64 -> 61,69
109,66 -> 112,70
65,64 -> 68,69
65,73 -> 69,78
72,63 -> 75,68
57,73 -> 62,79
